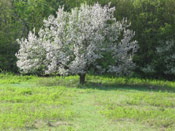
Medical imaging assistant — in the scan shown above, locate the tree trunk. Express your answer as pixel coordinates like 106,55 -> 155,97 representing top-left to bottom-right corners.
79,74 -> 86,84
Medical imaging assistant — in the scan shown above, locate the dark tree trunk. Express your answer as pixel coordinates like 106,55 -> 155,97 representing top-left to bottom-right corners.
79,74 -> 86,84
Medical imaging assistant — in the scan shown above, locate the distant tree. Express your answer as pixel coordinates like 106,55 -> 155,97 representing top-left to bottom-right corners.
156,40 -> 175,78
0,0 -> 59,72
16,3 -> 138,84
0,0 -> 22,72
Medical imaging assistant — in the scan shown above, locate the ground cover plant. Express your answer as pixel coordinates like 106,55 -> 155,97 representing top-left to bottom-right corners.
0,74 -> 76,130
0,73 -> 175,130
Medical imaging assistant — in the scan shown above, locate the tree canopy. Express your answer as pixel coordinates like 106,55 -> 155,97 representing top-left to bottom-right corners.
16,3 -> 138,84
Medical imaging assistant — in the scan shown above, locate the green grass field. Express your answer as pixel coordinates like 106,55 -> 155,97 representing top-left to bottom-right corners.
0,73 -> 175,131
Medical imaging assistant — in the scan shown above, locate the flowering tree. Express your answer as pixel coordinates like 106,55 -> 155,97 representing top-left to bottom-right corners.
16,3 -> 138,84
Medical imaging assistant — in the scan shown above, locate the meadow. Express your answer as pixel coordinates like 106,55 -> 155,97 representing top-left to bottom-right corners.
0,73 -> 175,131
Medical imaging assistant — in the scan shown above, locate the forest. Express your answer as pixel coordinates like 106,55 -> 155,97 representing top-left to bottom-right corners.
0,0 -> 175,80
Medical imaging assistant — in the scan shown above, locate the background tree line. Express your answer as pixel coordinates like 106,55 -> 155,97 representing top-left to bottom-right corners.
0,0 -> 175,80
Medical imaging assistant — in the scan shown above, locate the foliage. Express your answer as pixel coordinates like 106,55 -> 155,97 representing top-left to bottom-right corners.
99,0 -> 175,79
131,0 -> 175,78
156,40 -> 175,78
0,0 -> 175,80
0,0 -> 21,72
0,0 -> 64,72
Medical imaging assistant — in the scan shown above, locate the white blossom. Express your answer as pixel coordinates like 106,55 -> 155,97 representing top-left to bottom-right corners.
16,3 -> 138,78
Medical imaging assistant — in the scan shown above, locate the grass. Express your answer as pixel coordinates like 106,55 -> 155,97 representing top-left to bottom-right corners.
0,86 -> 75,130
98,91 -> 175,130
0,73 -> 175,130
